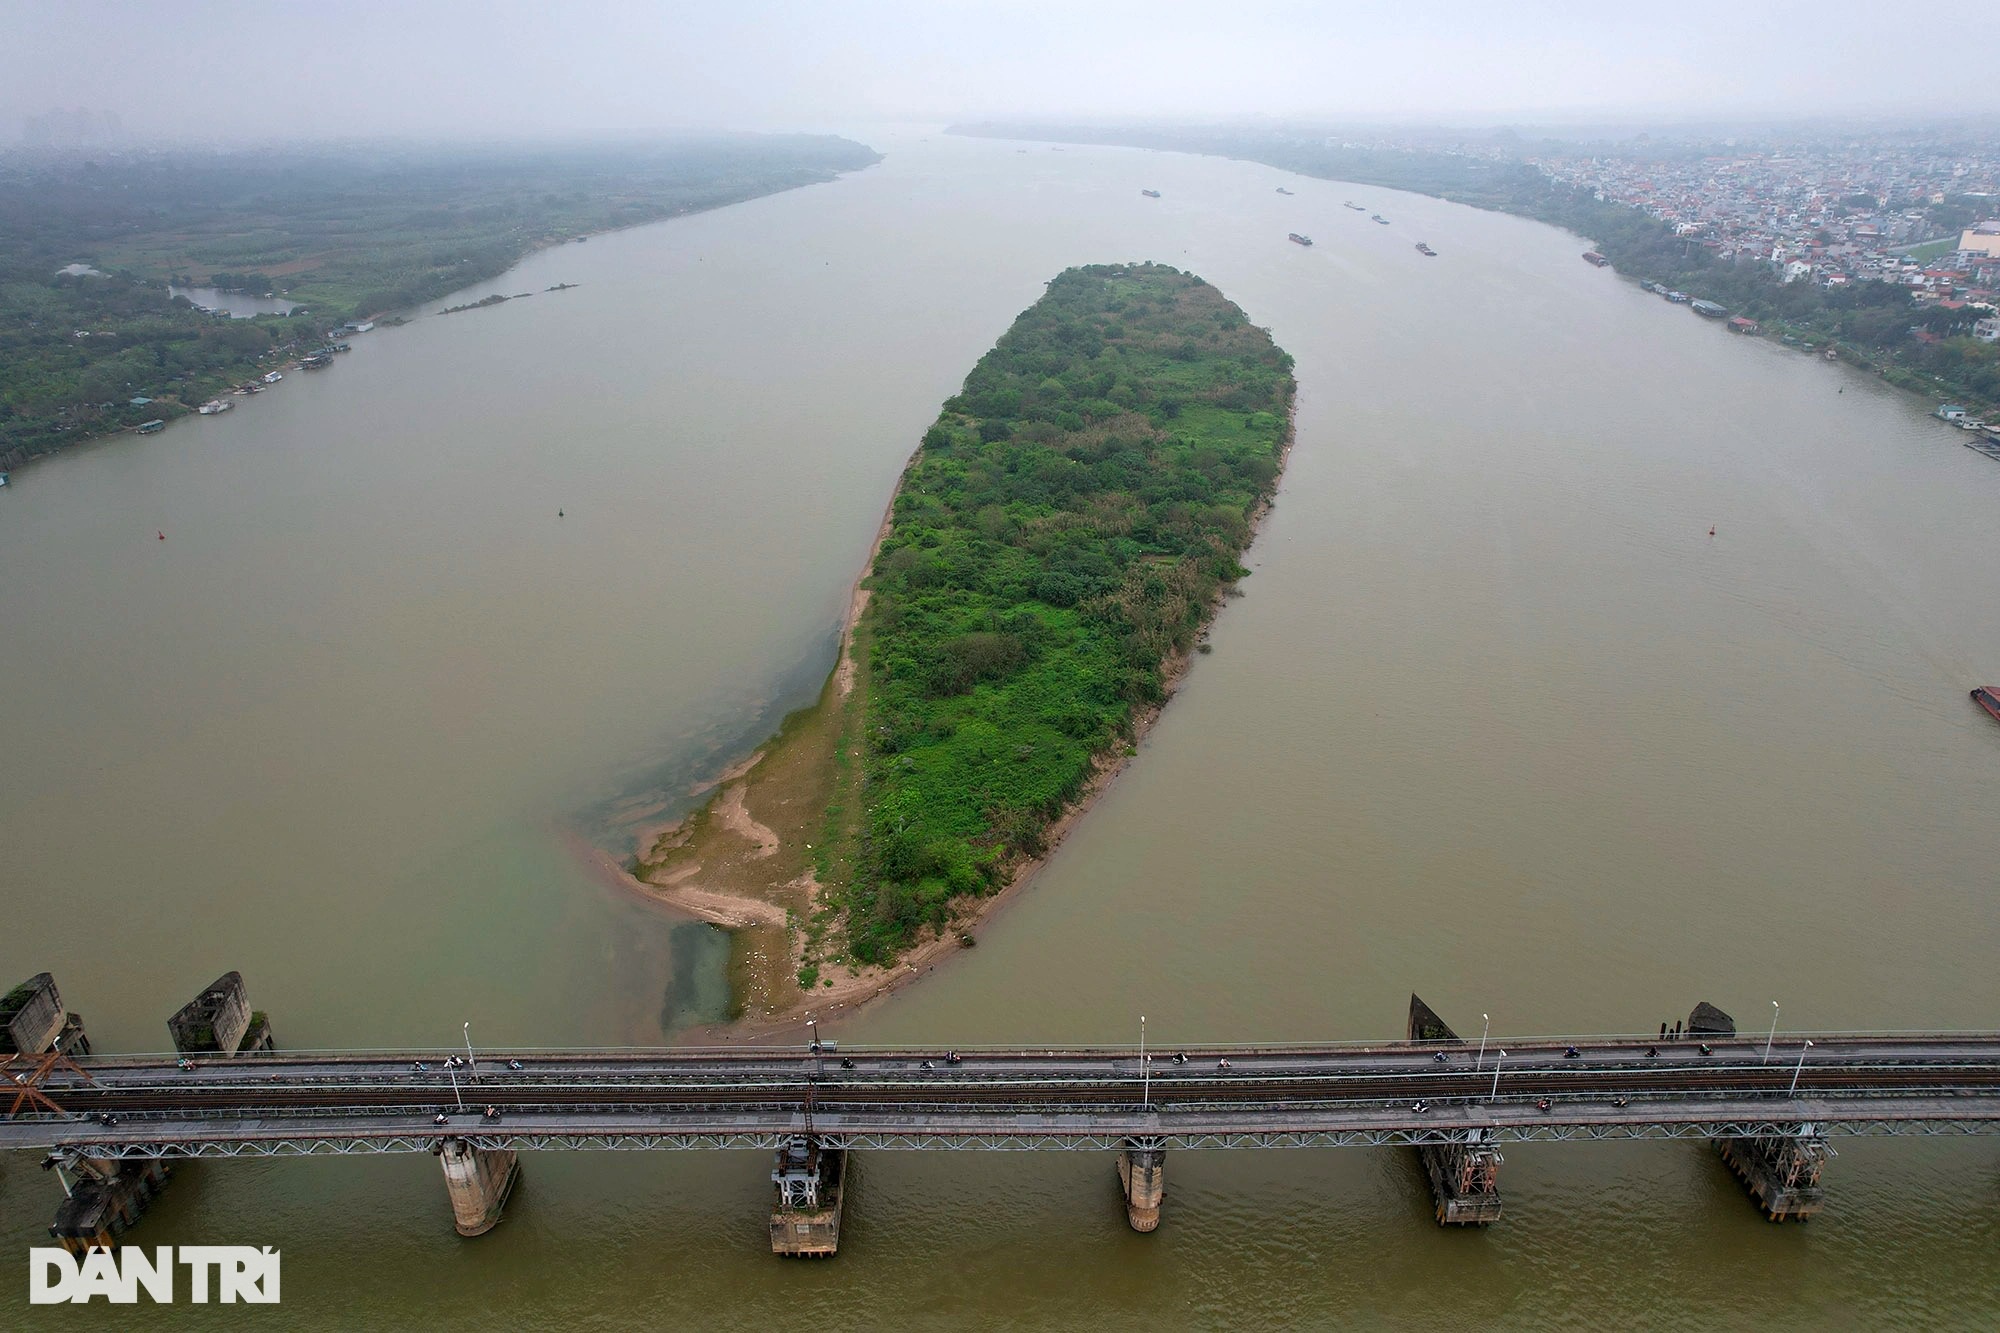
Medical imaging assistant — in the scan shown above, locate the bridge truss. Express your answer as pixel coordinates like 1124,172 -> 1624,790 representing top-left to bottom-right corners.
28,1109 -> 2000,1161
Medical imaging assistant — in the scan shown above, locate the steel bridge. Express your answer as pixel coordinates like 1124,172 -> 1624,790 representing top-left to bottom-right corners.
8,978 -> 1999,1247
7,1035 -> 2000,1158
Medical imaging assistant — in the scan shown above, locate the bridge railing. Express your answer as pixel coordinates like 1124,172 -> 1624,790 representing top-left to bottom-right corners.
46,1028 -> 2000,1065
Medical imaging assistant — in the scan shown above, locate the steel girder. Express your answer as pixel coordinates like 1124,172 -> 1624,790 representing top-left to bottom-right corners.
35,1114 -> 2000,1161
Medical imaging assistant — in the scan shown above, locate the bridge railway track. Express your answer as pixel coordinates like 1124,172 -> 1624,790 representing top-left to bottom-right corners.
21,1047 -> 2000,1127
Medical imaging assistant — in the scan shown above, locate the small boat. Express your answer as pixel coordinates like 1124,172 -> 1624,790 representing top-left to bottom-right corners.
263,371 -> 284,384
1287,233 -> 1313,247
1344,202 -> 1365,211
1141,189 -> 1161,198
1371,215 -> 1389,225
1415,242 -> 1436,257
0,472 -> 8,487
1275,187 -> 1293,195
1973,687 -> 2000,725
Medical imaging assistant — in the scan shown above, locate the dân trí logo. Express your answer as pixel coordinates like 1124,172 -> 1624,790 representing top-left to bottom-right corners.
29,1246 -> 280,1304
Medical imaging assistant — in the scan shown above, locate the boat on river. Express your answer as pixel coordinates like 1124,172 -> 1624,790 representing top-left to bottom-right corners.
1371,214 -> 1389,224
1288,233 -> 1313,247
1973,687 -> 2000,725
1343,201 -> 1365,210
1141,189 -> 1161,198
1415,242 -> 1437,256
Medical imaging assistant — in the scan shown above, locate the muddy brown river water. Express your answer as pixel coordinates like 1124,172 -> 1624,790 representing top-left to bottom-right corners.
3,130 -> 1997,1328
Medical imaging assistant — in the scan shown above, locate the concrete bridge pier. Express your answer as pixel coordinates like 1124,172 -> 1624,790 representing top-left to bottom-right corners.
769,1136 -> 847,1257
437,1137 -> 519,1237
48,1157 -> 172,1254
1405,994 -> 1504,1224
1717,1131 -> 1831,1221
3,972 -> 90,1058
168,971 -> 275,1057
1419,1132 -> 1505,1226
1674,1001 -> 1830,1220
1117,1138 -> 1166,1232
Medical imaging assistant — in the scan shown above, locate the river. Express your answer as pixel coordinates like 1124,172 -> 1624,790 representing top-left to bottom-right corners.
3,129 -> 1998,1328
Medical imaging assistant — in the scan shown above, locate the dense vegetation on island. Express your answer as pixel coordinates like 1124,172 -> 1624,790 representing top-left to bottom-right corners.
955,123 -> 2000,416
827,264 -> 1294,965
0,136 -> 880,468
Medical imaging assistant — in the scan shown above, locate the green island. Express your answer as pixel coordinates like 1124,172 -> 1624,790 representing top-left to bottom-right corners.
630,263 -> 1295,1022
0,135 -> 880,471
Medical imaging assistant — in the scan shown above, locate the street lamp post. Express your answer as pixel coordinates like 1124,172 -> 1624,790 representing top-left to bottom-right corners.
1788,1040 -> 1814,1096
1763,1002 -> 1779,1065
1477,1013 -> 1490,1072
1489,1051 -> 1506,1100
446,1060 -> 464,1110
807,1019 -> 822,1078
1140,1015 -> 1149,1112
463,1021 -> 476,1078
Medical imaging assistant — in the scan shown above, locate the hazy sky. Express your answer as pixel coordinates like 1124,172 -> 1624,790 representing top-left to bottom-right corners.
5,0 -> 1995,144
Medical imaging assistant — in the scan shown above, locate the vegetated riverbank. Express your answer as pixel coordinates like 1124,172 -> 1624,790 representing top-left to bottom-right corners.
0,135 -> 881,470
952,123 -> 2000,421
619,263 -> 1297,1029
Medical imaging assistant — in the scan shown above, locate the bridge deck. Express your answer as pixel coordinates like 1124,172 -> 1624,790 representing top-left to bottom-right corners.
8,1035 -> 2000,1157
